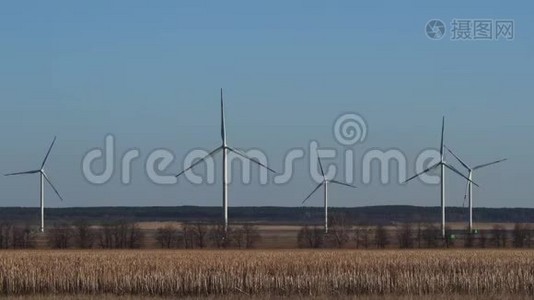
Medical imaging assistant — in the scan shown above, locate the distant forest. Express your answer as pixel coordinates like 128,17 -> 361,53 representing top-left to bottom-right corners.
0,206 -> 533,225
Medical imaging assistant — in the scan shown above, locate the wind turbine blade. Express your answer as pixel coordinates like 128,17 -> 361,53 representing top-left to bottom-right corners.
473,159 -> 507,170
220,88 -> 226,145
440,117 -> 446,159
4,170 -> 40,176
404,162 -> 440,183
330,180 -> 357,188
175,146 -> 223,178
317,156 -> 325,178
302,182 -> 324,204
444,162 -> 479,187
444,145 -> 471,170
227,147 -> 277,173
42,172 -> 64,201
41,136 -> 57,169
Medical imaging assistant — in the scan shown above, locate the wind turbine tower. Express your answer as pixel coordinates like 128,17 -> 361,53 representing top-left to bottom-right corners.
5,137 -> 64,232
302,153 -> 356,234
176,89 -> 276,233
445,145 -> 506,233
404,118 -> 477,238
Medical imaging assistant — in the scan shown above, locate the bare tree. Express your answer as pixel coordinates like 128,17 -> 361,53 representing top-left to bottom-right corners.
297,225 -> 324,248
328,214 -> 351,248
422,223 -> 440,248
525,224 -> 533,248
444,226 -> 455,248
98,223 -> 114,249
74,220 -> 94,249
208,223 -> 224,248
243,224 -> 261,249
97,221 -> 143,249
397,223 -> 414,249
208,223 -> 232,248
48,223 -> 74,249
127,223 -> 144,249
0,222 -> 14,249
182,223 -> 195,249
232,226 -> 245,248
415,222 -> 423,248
193,223 -> 209,248
512,223 -> 531,248
156,224 -> 179,249
464,227 -> 475,248
113,222 -> 129,248
513,223 -> 524,248
362,227 -> 372,249
353,226 -> 361,249
374,225 -> 388,249
12,225 -> 35,249
121,222 -> 131,247
354,226 -> 371,249
491,225 -> 507,248
228,224 -> 260,248
479,230 -> 487,248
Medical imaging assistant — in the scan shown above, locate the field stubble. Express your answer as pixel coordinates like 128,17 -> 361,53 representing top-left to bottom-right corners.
0,250 -> 533,297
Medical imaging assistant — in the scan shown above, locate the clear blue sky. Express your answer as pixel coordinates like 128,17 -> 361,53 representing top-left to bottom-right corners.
0,1 -> 532,208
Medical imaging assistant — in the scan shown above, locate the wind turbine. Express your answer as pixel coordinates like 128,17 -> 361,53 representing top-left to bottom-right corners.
5,137 -> 64,233
404,117 -> 477,239
444,145 -> 506,233
302,153 -> 356,234
176,89 -> 276,233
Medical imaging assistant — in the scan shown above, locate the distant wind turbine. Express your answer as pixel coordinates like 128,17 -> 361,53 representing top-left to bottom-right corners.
5,137 -> 64,233
176,89 -> 276,233
444,145 -> 506,233
302,152 -> 356,234
404,117 -> 477,239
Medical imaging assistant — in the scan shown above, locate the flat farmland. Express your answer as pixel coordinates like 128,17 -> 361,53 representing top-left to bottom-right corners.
137,222 -> 301,248
134,222 -> 518,249
0,250 -> 533,297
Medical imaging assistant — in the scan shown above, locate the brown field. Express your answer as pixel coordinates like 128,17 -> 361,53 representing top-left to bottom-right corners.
136,222 -> 517,231
4,296 -> 532,300
0,250 -> 533,297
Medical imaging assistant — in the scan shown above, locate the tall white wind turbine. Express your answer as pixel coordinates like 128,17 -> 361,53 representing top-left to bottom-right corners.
176,89 -> 276,233
5,137 -> 64,233
444,145 -> 506,233
302,153 -> 356,234
404,117 -> 477,239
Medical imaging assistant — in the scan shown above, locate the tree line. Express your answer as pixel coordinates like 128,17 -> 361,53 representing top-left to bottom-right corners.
298,214 -> 534,249
0,221 -> 261,249
155,223 -> 261,249
0,217 -> 533,249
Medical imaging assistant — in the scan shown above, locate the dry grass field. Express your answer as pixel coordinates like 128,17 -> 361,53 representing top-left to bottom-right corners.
4,296 -> 533,300
0,250 -> 533,298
